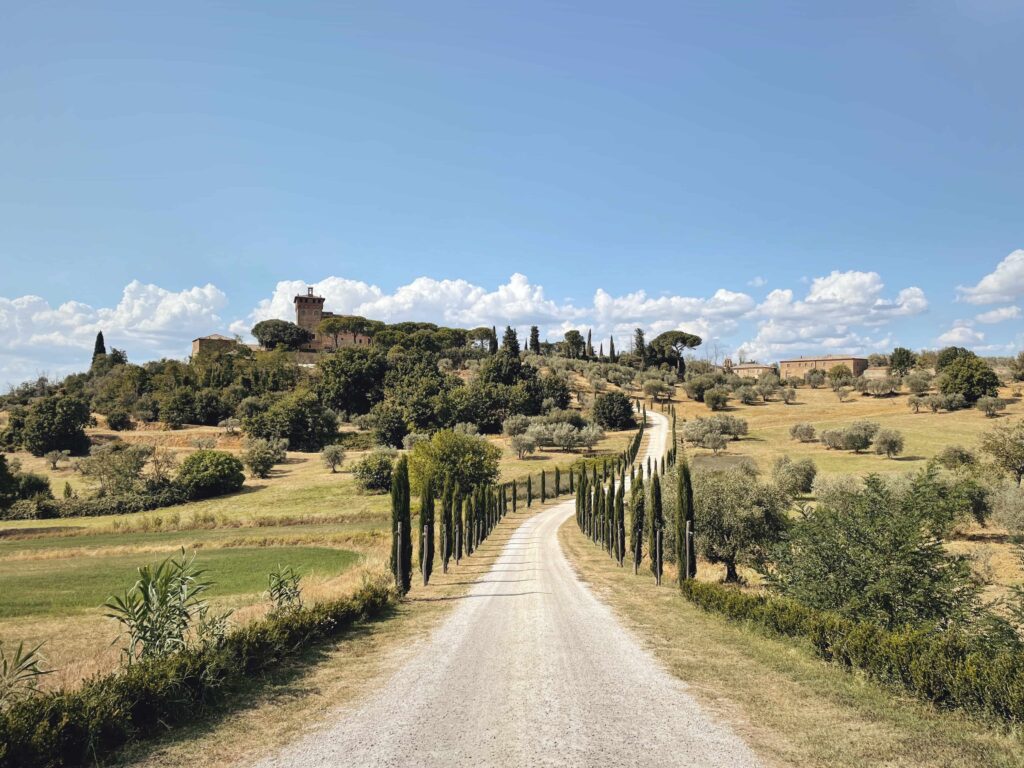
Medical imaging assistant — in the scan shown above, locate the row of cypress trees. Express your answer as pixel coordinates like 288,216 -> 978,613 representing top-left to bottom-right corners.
575,408 -> 697,587
390,410 -> 655,596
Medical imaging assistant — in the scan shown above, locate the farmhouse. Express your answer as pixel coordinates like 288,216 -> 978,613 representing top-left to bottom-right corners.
191,333 -> 239,357
728,361 -> 776,378
779,354 -> 869,380
294,288 -> 373,351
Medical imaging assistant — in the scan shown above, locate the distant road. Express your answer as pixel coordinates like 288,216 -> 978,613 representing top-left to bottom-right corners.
254,411 -> 761,768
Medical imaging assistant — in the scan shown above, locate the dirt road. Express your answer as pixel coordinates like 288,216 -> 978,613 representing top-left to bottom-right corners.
255,411 -> 760,767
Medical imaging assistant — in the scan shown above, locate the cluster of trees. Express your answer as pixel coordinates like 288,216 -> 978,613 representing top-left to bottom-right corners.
501,411 -> 604,458
0,444 -> 245,520
682,415 -> 748,453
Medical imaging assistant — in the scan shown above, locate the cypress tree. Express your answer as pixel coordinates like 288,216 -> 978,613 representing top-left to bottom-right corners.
92,331 -> 106,361
489,326 -> 499,354
660,456 -> 665,475
606,474 -> 616,555
616,477 -> 625,566
609,335 -> 616,363
453,482 -> 463,563
649,472 -> 663,585
586,328 -> 594,358
419,475 -> 435,586
529,325 -> 541,354
540,470 -> 546,503
464,493 -> 474,556
527,475 -> 533,507
554,466 -> 561,496
631,475 -> 645,574
502,325 -> 520,356
568,468 -> 574,494
440,478 -> 453,574
512,478 -> 518,513
677,458 -> 696,583
390,456 -> 412,595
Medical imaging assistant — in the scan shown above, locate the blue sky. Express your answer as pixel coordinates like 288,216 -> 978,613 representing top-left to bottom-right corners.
1,1 -> 1022,386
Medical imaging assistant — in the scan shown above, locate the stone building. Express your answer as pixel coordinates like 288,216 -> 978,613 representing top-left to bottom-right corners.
779,354 -> 869,380
729,361 -> 776,378
293,287 -> 372,351
191,333 -> 239,357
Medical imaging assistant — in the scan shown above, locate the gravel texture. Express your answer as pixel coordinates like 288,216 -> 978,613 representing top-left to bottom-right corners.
254,412 -> 761,768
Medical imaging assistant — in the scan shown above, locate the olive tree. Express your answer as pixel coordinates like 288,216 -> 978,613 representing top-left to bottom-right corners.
693,467 -> 788,583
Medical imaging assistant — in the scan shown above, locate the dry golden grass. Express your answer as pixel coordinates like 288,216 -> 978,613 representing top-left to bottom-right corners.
559,521 -> 1024,768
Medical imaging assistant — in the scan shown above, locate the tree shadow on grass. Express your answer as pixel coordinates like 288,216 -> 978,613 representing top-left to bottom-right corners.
111,605 -> 398,766
891,455 -> 927,462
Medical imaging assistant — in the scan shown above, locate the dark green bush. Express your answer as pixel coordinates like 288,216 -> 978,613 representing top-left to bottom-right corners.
105,409 -> 134,431
176,450 -> 245,500
680,580 -> 1024,723
591,392 -> 635,430
0,579 -> 393,768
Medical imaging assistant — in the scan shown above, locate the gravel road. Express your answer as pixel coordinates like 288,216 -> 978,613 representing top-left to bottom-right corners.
254,411 -> 761,768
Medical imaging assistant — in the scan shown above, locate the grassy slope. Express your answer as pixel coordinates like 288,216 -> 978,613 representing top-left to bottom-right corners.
0,424 -> 628,690
559,521 -> 1024,768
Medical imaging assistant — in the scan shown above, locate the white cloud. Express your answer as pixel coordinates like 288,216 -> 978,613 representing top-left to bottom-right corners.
957,249 -> 1024,304
0,281 -> 227,385
235,274 -> 756,353
747,276 -> 767,288
974,305 -> 1021,324
937,321 -> 985,346
737,270 -> 926,361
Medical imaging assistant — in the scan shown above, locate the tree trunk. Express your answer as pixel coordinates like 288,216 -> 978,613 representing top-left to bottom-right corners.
725,560 -> 739,583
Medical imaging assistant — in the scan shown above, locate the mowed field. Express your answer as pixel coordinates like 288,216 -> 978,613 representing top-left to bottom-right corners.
639,383 -> 1024,601
0,422 -> 632,689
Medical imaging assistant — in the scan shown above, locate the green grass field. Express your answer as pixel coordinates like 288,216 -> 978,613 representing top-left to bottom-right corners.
0,546 -> 360,620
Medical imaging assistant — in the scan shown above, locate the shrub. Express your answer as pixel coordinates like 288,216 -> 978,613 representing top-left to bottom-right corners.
510,433 -> 537,459
352,449 -> 396,492
781,387 -> 796,404
904,372 -> 931,394
980,420 -> 1024,486
735,385 -> 757,405
0,641 -> 49,709
772,456 -> 817,496
320,445 -> 346,473
873,429 -> 905,459
789,422 -> 816,442
502,414 -> 530,437
267,566 -> 303,613
842,421 -> 880,453
990,482 -> 1024,534
804,369 -> 826,388
767,474 -> 980,629
976,396 -> 1007,418
679,579 -> 1024,724
591,392 -> 635,430
0,579 -> 393,767
401,433 -> 429,451
703,386 -> 730,411
106,410 -> 134,431
683,373 -> 724,402
103,550 -> 214,661
241,438 -> 288,479
936,445 -> 976,470
820,429 -> 845,450
176,450 -> 245,500
707,414 -> 747,440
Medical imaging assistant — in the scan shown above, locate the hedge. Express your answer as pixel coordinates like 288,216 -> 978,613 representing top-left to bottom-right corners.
0,579 -> 394,768
0,487 -> 190,520
680,580 -> 1024,723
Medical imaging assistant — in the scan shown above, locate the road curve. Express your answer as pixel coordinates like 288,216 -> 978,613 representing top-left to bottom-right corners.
254,411 -> 761,768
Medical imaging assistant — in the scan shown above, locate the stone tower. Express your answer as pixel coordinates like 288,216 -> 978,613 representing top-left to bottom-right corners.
294,287 -> 325,336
